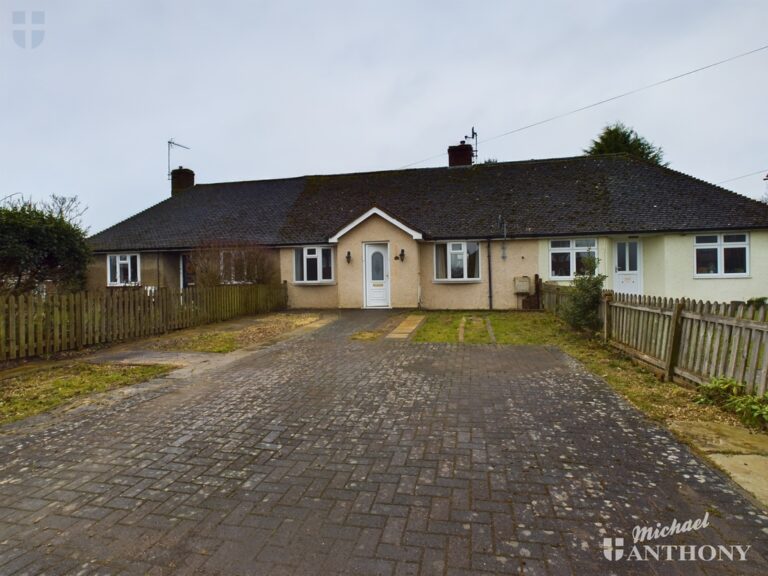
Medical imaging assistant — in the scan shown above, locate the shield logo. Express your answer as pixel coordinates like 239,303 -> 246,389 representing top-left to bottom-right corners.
602,537 -> 624,561
12,11 -> 45,49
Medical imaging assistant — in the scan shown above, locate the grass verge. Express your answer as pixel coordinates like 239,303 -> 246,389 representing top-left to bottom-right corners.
415,311 -> 743,427
0,363 -> 174,426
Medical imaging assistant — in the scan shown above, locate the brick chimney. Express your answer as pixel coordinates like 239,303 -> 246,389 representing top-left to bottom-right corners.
448,141 -> 473,167
171,166 -> 195,196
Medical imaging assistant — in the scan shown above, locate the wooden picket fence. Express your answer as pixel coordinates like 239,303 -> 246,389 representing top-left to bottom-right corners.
540,283 -> 574,315
604,293 -> 768,395
0,284 -> 287,362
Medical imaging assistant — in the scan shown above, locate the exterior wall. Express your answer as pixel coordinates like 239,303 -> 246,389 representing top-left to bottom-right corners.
279,248 -> 339,308
87,252 -> 181,291
641,235 -> 666,296
419,239 -> 538,310
644,231 -> 768,301
336,215 -> 420,308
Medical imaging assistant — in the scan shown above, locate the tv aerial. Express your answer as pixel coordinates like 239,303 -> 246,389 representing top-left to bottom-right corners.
464,126 -> 478,161
167,139 -> 191,180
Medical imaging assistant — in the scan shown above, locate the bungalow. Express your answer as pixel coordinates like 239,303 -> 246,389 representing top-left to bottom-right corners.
87,144 -> 768,308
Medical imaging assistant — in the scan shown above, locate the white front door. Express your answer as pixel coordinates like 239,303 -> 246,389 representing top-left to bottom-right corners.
615,240 -> 642,295
364,243 -> 390,308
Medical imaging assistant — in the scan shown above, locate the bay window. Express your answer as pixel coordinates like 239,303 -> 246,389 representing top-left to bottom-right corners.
294,246 -> 334,283
434,242 -> 480,281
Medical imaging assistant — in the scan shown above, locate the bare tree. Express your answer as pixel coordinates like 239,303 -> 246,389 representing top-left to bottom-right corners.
186,242 -> 279,288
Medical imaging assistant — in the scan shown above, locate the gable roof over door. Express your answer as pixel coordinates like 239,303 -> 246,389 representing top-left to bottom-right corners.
88,154 -> 768,252
328,207 -> 423,243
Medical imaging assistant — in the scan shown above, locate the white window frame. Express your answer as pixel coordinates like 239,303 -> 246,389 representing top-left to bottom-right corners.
107,253 -> 141,286
693,233 -> 750,278
549,238 -> 597,280
433,241 -> 481,282
294,246 -> 335,284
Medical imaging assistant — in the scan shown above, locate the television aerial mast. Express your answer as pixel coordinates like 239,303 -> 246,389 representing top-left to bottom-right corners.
167,139 -> 191,180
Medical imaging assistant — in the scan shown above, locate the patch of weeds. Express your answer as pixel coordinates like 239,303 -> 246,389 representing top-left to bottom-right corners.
144,313 -> 320,353
351,331 -> 382,341
697,377 -> 768,429
0,363 -> 174,425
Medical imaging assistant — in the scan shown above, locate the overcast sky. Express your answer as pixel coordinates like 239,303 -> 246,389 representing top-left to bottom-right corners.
2,0 -> 767,234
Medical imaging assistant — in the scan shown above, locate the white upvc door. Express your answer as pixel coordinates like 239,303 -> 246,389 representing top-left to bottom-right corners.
364,243 -> 390,308
614,240 -> 642,295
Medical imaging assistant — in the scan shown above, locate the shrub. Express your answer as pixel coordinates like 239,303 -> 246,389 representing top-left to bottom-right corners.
695,377 -> 744,405
561,254 -> 606,330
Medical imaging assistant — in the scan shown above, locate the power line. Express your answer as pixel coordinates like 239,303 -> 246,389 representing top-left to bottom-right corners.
399,43 -> 768,169
716,168 -> 768,185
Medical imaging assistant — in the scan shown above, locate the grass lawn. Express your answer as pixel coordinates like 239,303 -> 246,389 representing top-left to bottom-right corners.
143,313 -> 320,353
0,363 -> 174,426
415,311 -> 743,427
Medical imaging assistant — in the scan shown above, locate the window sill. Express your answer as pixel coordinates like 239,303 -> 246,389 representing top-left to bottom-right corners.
292,281 -> 336,286
107,284 -> 141,288
432,279 -> 482,284
693,275 -> 751,280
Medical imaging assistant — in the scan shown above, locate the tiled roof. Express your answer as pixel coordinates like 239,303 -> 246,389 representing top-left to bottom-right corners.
88,154 -> 768,251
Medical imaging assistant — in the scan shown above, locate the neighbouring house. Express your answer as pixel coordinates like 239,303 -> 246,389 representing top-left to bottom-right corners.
87,143 -> 768,309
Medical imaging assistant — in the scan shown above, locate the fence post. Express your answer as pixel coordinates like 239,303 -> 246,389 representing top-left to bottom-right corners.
664,299 -> 685,382
603,291 -> 613,341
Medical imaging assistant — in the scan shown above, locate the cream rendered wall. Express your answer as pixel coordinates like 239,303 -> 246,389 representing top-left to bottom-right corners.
335,215 -> 420,308
640,236 -> 666,297
279,248 -> 339,308
652,231 -> 768,301
419,239 -> 538,310
87,251 -> 181,291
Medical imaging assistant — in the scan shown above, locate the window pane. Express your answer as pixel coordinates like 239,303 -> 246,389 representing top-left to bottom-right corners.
321,248 -> 333,280
724,247 -> 747,274
222,252 -> 233,280
724,234 -> 746,243
435,244 -> 447,279
450,243 -> 463,252
575,251 -> 592,275
466,242 -> 479,279
129,255 -> 138,283
574,239 -> 595,248
233,252 -> 245,281
294,249 -> 304,281
550,240 -> 570,248
628,242 -> 638,272
306,248 -> 316,255
109,256 -> 117,283
696,248 -> 718,274
306,256 -> 318,281
450,252 -> 465,279
119,262 -> 130,283
616,242 -> 626,272
695,235 -> 718,244
551,252 -> 570,277
371,252 -> 384,281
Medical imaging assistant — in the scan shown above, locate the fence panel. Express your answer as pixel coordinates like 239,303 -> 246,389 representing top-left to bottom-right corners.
0,283 -> 287,363
603,293 -> 768,395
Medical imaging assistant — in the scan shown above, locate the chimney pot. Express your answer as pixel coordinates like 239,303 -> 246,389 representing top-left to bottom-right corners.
171,166 -> 195,196
447,141 -> 473,167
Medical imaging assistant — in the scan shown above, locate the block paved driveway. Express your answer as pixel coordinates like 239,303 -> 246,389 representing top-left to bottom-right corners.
1,311 -> 767,575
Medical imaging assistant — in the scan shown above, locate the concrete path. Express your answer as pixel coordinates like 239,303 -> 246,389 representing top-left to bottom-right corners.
0,311 -> 766,575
